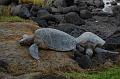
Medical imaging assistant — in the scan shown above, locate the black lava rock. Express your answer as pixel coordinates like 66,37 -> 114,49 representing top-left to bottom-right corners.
65,0 -> 74,7
30,5 -> 41,17
11,4 -> 31,19
50,23 -> 87,37
112,5 -> 120,16
64,12 -> 85,25
53,0 -> 67,7
32,17 -> 48,27
37,9 -> 50,18
80,10 -> 92,19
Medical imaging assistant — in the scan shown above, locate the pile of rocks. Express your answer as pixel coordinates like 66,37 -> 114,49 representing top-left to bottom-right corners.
1,0 -> 117,29
8,0 -> 120,33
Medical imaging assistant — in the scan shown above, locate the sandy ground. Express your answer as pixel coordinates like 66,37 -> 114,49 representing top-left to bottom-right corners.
0,22 -> 81,76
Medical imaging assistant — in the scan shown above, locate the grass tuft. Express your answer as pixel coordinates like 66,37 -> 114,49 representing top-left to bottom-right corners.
64,66 -> 120,79
0,16 -> 26,22
19,0 -> 46,7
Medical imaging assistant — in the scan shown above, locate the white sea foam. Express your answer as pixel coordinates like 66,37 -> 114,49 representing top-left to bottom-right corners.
102,0 -> 117,13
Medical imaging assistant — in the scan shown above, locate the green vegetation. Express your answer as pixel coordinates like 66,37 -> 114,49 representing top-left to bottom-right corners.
19,0 -> 54,7
64,66 -> 120,79
0,5 -> 11,16
0,16 -> 26,22
19,0 -> 46,6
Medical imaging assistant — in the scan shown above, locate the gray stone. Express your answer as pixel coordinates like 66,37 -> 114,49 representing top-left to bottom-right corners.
37,10 -> 50,18
64,12 -> 85,25
53,0 -> 67,7
51,5 -> 79,13
104,27 -> 120,50
80,16 -> 118,39
30,5 -> 41,17
50,23 -> 87,37
80,10 -> 92,19
112,5 -> 120,16
11,5 -> 31,19
74,0 -> 104,8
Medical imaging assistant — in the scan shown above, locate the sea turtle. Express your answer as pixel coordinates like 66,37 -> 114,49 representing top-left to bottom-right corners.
77,32 -> 119,59
19,28 -> 119,68
76,32 -> 106,56
19,28 -> 107,60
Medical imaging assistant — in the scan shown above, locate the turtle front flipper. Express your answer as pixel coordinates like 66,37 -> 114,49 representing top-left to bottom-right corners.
75,55 -> 93,69
95,47 -> 119,63
29,44 -> 40,60
95,47 -> 119,54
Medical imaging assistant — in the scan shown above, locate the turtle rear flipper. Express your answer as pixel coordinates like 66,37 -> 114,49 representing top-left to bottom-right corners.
29,44 -> 40,60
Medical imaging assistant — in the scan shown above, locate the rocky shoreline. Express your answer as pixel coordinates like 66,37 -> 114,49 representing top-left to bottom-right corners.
0,0 -> 120,79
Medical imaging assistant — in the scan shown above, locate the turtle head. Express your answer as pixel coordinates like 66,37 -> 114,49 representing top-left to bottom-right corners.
19,34 -> 34,46
85,42 -> 95,57
86,48 -> 93,57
